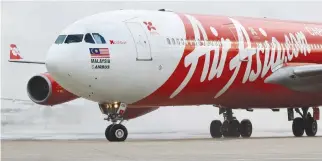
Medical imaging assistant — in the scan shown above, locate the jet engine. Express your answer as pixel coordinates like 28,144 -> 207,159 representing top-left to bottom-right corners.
26,73 -> 79,106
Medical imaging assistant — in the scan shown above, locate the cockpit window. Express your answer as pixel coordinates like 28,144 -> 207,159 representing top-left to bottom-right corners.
64,34 -> 84,44
84,33 -> 95,44
92,33 -> 106,44
55,33 -> 105,44
55,35 -> 67,44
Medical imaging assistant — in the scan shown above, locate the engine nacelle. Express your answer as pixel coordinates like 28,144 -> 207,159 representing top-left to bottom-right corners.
27,73 -> 79,106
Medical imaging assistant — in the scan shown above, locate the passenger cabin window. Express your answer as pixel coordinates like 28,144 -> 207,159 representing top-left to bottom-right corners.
55,35 -> 67,44
167,38 -> 171,45
84,33 -> 95,44
171,38 -> 175,45
92,33 -> 106,44
64,34 -> 84,44
176,38 -> 180,45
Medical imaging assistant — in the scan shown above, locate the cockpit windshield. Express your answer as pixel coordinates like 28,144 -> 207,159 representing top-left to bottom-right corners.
84,33 -> 95,44
65,34 -> 84,44
54,33 -> 107,44
54,35 -> 67,44
92,33 -> 106,44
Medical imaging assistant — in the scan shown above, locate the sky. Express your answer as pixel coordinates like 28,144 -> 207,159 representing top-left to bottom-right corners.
1,0 -> 322,139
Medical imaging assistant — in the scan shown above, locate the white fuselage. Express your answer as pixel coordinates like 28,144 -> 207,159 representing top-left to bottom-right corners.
45,10 -> 185,105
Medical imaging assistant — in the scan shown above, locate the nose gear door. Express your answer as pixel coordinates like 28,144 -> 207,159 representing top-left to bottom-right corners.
125,22 -> 152,61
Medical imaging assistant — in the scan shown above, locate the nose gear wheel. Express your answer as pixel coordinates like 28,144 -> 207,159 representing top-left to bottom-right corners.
100,102 -> 128,142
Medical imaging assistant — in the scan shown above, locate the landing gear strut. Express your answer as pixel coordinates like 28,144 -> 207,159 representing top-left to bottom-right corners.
210,108 -> 252,138
290,107 -> 319,137
99,102 -> 128,142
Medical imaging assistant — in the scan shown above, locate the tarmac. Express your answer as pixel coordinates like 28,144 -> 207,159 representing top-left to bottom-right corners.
2,136 -> 322,161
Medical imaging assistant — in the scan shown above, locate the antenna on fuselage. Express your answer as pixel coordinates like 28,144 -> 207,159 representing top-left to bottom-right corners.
158,9 -> 173,12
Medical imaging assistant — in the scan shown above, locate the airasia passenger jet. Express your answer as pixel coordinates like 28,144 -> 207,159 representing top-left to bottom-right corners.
8,9 -> 322,142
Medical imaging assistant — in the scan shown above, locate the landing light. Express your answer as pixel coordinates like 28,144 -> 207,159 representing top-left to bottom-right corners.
113,102 -> 119,108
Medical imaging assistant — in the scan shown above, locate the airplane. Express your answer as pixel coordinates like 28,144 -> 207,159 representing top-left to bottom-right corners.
8,9 -> 322,142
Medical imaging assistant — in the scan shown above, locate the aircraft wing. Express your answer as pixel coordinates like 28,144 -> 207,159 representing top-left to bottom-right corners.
8,44 -> 45,64
265,64 -> 322,93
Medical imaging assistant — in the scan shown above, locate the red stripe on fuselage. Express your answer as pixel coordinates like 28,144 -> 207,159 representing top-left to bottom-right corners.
133,13 -> 322,108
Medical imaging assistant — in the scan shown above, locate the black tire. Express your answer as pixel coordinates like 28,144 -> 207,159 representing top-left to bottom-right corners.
230,119 -> 240,137
210,120 -> 222,138
305,116 -> 318,137
109,124 -> 128,142
240,119 -> 252,138
292,117 -> 305,137
221,120 -> 240,138
221,120 -> 230,137
105,124 -> 113,141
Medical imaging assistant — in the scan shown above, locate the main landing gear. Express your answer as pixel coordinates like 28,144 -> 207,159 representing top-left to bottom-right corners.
99,102 -> 128,142
210,108 -> 253,138
289,107 -> 319,137
209,106 -> 320,139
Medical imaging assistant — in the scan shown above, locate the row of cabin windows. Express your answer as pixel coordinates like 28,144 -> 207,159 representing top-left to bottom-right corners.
166,38 -> 222,46
166,37 -> 322,49
55,33 -> 106,44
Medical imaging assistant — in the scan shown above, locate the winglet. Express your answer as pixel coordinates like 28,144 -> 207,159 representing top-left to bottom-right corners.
8,44 -> 45,64
10,44 -> 23,60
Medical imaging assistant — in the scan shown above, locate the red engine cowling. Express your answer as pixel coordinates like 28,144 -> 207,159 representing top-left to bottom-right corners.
122,107 -> 159,120
27,73 -> 79,106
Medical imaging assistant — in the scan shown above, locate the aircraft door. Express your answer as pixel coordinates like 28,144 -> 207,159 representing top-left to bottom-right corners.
226,25 -> 250,62
125,22 -> 152,61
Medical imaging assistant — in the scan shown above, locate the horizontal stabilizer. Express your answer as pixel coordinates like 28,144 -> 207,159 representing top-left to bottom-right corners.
8,44 -> 45,64
8,59 -> 45,64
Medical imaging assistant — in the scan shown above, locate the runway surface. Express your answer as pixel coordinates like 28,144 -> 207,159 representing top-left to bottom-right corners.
2,136 -> 322,161
2,100 -> 322,161
2,101 -> 322,161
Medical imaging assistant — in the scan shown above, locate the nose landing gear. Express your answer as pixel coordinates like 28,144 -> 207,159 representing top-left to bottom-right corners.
99,102 -> 128,142
105,124 -> 128,142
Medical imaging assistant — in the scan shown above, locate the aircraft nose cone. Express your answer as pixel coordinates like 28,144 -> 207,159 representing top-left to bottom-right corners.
45,45 -> 74,79
46,46 -> 64,74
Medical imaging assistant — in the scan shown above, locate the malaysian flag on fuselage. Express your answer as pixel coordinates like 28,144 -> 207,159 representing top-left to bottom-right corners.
89,48 -> 110,58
